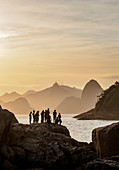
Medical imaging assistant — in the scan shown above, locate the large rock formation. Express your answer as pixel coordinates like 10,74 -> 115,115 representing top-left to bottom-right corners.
0,108 -> 18,144
92,121 -> 119,158
0,108 -> 96,170
1,122 -> 97,170
1,108 -> 119,169
83,159 -> 119,170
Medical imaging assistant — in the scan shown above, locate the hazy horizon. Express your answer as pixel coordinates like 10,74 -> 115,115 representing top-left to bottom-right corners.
0,0 -> 119,95
0,79 -> 112,96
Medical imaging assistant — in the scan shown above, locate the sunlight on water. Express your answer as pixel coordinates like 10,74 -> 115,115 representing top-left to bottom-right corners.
16,114 -> 118,143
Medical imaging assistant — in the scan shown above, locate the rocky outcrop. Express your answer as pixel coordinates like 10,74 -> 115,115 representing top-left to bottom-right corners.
83,159 -> 119,170
1,108 -> 119,169
92,122 -> 119,158
1,123 -> 96,170
0,109 -> 97,170
0,108 -> 18,144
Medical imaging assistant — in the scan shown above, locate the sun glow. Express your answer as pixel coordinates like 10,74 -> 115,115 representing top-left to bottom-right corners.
0,31 -> 17,38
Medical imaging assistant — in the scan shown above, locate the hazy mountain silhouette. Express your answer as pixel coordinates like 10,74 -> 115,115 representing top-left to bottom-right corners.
3,97 -> 32,114
56,96 -> 81,114
25,82 -> 82,110
74,81 -> 119,120
56,79 -> 103,114
0,92 -> 21,102
81,79 -> 103,112
0,81 -> 102,114
23,90 -> 37,96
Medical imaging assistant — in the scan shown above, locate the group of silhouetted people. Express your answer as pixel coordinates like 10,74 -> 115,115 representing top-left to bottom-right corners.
29,108 -> 62,125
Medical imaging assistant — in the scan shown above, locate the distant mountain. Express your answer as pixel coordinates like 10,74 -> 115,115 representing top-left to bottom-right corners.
56,79 -> 103,114
81,79 -> 103,112
25,83 -> 82,110
3,97 -> 32,115
56,96 -> 81,114
0,92 -> 21,102
0,80 -> 103,115
74,81 -> 119,120
23,90 -> 37,96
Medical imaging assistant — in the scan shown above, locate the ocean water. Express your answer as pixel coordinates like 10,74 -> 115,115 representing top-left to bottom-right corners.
16,114 -> 118,143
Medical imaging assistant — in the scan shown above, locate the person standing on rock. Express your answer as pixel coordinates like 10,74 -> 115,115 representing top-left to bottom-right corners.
32,110 -> 35,123
29,112 -> 32,124
55,117 -> 59,125
35,110 -> 39,123
47,108 -> 50,116
58,113 -> 62,125
53,110 -> 57,123
47,114 -> 51,123
41,110 -> 45,123
45,110 -> 48,122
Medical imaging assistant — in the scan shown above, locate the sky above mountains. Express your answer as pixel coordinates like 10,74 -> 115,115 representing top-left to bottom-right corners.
0,0 -> 119,94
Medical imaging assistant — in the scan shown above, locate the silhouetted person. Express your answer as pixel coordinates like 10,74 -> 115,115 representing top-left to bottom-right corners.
32,110 -> 35,123
29,112 -> 32,124
53,110 -> 57,123
47,108 -> 50,116
47,114 -> 51,124
55,117 -> 59,124
45,110 -> 48,122
58,113 -> 62,125
45,108 -> 50,122
41,110 -> 45,123
35,110 -> 39,123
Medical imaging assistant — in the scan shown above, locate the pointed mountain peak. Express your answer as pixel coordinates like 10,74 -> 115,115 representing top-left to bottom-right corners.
53,82 -> 59,87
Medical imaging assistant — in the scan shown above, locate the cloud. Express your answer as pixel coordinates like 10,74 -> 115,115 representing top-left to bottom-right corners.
103,75 -> 119,79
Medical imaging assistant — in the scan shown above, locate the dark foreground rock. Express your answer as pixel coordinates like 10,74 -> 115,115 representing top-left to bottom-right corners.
92,121 -> 119,158
0,109 -> 97,170
83,159 -> 119,170
0,108 -> 18,144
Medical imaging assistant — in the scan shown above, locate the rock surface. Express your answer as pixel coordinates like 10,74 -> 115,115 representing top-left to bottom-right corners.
0,108 -> 18,144
92,121 -> 119,158
83,159 -> 119,170
0,109 -> 97,170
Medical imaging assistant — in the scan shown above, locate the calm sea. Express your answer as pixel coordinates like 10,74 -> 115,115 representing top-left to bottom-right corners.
16,114 -> 118,143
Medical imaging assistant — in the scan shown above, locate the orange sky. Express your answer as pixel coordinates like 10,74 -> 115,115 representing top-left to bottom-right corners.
0,0 -> 119,94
